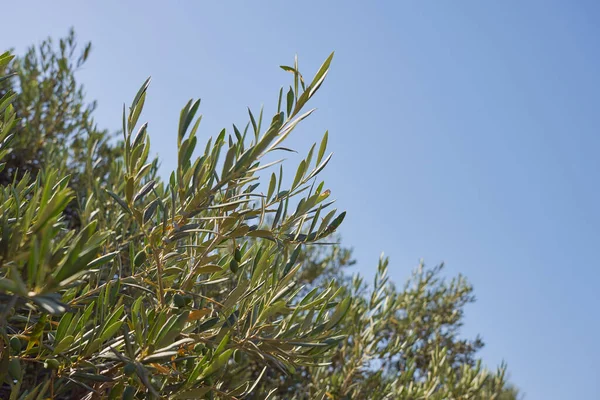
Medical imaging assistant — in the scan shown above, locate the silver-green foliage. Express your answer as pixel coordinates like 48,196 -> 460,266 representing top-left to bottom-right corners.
0,50 -> 352,399
0,42 -> 518,400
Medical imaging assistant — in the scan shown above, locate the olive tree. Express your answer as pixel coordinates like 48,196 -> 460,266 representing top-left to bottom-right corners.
0,33 -> 519,399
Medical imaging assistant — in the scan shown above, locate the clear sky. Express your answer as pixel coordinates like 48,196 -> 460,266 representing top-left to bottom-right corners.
3,1 -> 599,398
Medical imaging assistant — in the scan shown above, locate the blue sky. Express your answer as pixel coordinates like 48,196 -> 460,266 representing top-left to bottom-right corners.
3,1 -> 599,398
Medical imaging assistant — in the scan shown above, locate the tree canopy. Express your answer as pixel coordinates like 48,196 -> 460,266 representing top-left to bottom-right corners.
0,32 -> 519,399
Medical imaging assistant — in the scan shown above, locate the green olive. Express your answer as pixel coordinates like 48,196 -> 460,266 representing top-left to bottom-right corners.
44,358 -> 60,370
173,293 -> 186,308
124,363 -> 136,376
8,358 -> 21,381
9,336 -> 21,353
229,259 -> 239,273
122,385 -> 136,400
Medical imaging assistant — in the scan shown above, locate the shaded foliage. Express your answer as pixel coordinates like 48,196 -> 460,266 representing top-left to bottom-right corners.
0,29 -> 122,228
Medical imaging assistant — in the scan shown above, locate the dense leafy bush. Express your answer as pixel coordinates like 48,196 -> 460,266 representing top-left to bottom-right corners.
0,34 -> 519,399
